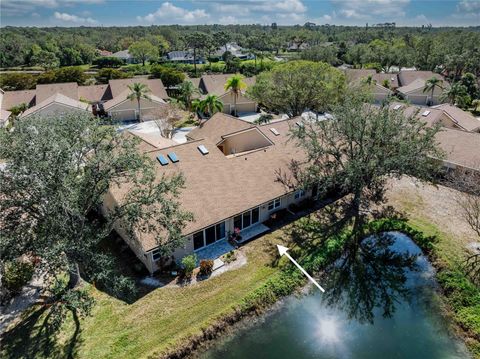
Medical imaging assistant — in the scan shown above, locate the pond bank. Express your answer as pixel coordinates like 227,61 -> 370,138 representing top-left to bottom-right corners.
160,218 -> 477,359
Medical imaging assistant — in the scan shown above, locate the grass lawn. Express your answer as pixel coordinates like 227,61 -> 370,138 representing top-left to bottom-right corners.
2,178 -> 478,358
1,229 -> 289,359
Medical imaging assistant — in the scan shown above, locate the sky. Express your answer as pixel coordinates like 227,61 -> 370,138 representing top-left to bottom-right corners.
0,0 -> 479,27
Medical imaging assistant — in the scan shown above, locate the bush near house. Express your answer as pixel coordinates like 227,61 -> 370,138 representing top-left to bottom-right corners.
3,260 -> 35,294
181,254 -> 197,277
92,56 -> 125,68
199,259 -> 214,276
150,65 -> 185,88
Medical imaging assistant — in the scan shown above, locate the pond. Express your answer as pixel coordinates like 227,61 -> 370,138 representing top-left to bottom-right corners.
200,232 -> 470,359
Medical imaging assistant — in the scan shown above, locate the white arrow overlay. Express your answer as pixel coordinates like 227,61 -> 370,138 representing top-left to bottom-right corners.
277,245 -> 325,293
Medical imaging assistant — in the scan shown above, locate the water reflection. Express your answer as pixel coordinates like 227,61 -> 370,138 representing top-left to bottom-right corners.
322,231 -> 419,324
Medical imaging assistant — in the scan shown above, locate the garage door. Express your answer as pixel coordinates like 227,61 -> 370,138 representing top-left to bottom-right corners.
236,102 -> 256,114
110,110 -> 136,121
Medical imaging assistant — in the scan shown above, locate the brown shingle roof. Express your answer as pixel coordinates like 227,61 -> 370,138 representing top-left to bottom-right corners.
389,102 -> 444,127
35,83 -> 79,103
108,78 -> 168,99
20,93 -> 91,118
398,70 -> 443,86
2,90 -> 36,110
432,104 -> 480,132
78,84 -> 111,103
187,112 -> 253,144
343,69 -> 376,84
109,116 -> 301,251
199,74 -> 255,96
435,128 -> 480,170
372,73 -> 399,89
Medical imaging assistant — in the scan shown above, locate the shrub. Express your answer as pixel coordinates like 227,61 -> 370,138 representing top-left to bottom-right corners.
92,56 -> 125,68
3,260 -> 35,293
95,68 -> 131,84
0,72 -> 36,90
150,65 -> 185,87
181,254 -> 197,277
199,259 -> 214,276
223,250 -> 237,264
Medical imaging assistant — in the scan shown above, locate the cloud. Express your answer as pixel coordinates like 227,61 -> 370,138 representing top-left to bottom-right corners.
457,0 -> 480,13
1,0 -> 103,16
332,0 -> 410,20
219,15 -> 238,25
54,11 -> 98,24
137,2 -> 209,24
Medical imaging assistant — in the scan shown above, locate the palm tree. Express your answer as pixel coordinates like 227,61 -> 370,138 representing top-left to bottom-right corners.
224,74 -> 247,117
423,77 -> 444,105
441,82 -> 469,106
178,81 -> 200,111
199,95 -> 223,118
127,82 -> 151,121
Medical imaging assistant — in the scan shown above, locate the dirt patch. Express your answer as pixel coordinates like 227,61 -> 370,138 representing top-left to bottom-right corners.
386,177 -> 478,249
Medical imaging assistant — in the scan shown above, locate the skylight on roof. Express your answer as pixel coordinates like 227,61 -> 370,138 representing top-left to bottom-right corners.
157,155 -> 168,166
296,121 -> 304,128
167,152 -> 179,163
422,110 -> 431,117
197,145 -> 209,155
393,104 -> 401,110
270,128 -> 280,136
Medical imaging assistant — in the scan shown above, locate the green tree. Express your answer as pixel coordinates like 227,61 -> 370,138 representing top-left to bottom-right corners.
224,74 -> 247,117
0,113 -> 192,325
287,92 -> 442,244
248,60 -> 346,117
177,80 -> 200,111
127,82 -> 151,120
95,68 -> 130,84
128,40 -> 157,66
441,82 -> 470,107
423,77 -> 444,105
0,73 -> 36,91
146,35 -> 170,58
198,94 -> 223,117
92,56 -> 125,68
184,32 -> 211,76
460,73 -> 479,100
150,65 -> 185,88
30,50 -> 59,70
215,31 -> 231,54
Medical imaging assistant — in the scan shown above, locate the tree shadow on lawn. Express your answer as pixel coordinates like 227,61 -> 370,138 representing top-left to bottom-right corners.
1,305 -> 83,359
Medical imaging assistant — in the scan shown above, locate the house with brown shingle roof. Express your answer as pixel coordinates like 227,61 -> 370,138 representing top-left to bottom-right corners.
102,112 -> 312,273
397,70 -> 446,106
0,77 -> 169,122
103,109 -> 480,273
343,69 -> 394,103
198,74 -> 257,115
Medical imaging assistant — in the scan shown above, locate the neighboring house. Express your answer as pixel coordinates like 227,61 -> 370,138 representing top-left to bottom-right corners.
287,42 -> 309,51
198,74 -> 257,115
1,78 -> 169,122
390,102 -> 480,133
435,128 -> 480,173
97,49 -> 113,57
111,50 -> 136,64
397,70 -> 445,105
103,113 -> 314,273
166,51 -> 205,64
343,69 -> 394,103
20,93 -> 91,119
431,104 -> 480,132
213,43 -> 254,60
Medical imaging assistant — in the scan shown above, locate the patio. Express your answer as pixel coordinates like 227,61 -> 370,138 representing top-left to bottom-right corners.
195,239 -> 235,270
235,223 -> 270,245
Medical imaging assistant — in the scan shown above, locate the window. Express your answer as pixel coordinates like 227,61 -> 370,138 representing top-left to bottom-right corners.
295,190 -> 305,199
243,211 -> 251,228
157,155 -> 168,166
198,145 -> 209,155
167,152 -> 179,163
268,198 -> 281,211
252,207 -> 259,224
205,225 -> 216,245
152,249 -> 161,261
234,215 -> 242,230
216,222 -> 226,240
193,231 -> 204,250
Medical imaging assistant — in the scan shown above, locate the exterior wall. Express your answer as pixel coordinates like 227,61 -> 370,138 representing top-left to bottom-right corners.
404,87 -> 442,106
220,129 -> 271,155
437,113 -> 457,129
108,99 -> 166,121
220,92 -> 257,115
